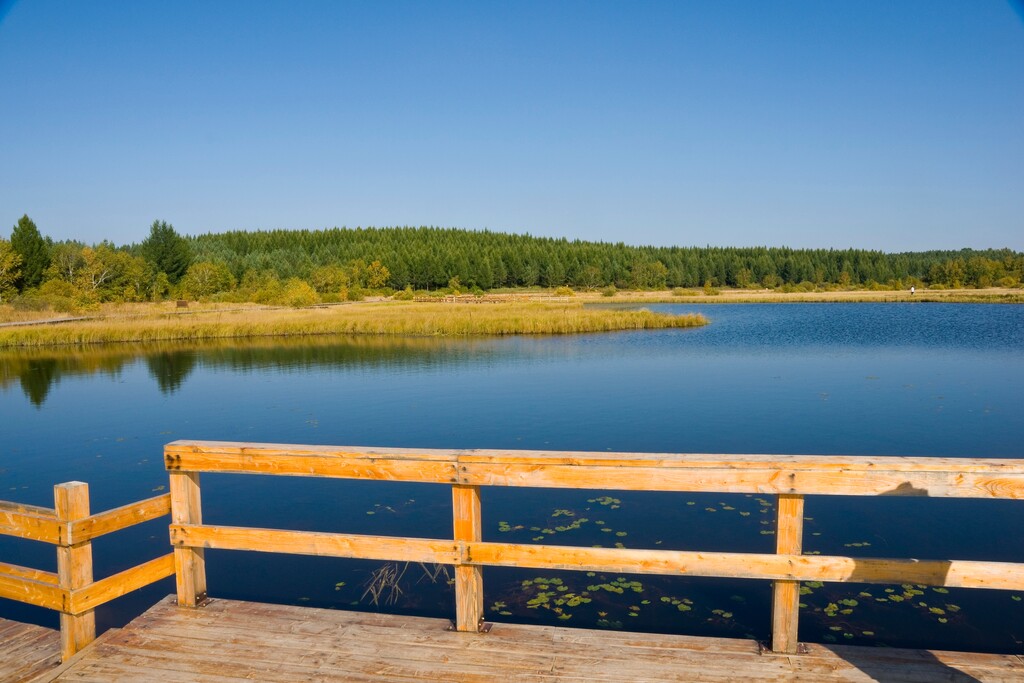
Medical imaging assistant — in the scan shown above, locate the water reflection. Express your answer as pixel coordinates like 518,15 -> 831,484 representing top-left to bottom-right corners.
145,351 -> 198,394
0,336 -> 513,405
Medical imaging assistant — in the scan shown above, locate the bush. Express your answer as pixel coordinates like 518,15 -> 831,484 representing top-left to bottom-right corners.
600,285 -> 617,297
997,276 -> 1019,288
554,286 -> 575,296
672,287 -> 698,297
702,280 -> 720,296
13,280 -> 82,313
392,285 -> 415,301
277,278 -> 319,307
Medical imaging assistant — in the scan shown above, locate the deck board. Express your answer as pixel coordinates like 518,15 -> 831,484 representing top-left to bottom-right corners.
0,617 -> 61,683
31,596 -> 1024,682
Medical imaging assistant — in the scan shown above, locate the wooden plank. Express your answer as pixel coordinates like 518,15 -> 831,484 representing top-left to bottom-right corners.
0,499 -> 56,516
69,553 -> 175,614
452,485 -> 484,632
170,524 -> 459,564
0,561 -> 59,586
53,481 -> 95,661
169,471 -> 206,608
0,618 -> 60,683
771,493 -> 803,654
46,597 -> 1024,682
162,441 -> 1024,499
165,440 -> 458,483
67,493 -> 171,544
466,542 -> 1024,590
456,450 -> 1024,473
0,566 -> 65,611
0,507 -> 61,544
459,462 -> 1024,498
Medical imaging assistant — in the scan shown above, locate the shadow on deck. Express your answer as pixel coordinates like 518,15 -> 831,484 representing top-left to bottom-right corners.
23,597 -> 1024,682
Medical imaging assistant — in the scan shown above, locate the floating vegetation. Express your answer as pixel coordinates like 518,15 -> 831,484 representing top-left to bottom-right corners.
346,490 -> 1004,648
365,498 -> 417,516
588,578 -> 644,595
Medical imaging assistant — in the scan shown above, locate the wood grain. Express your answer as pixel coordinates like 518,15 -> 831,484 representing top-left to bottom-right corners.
169,472 -> 206,608
67,493 -> 171,544
54,482 -> 95,661
39,596 -> 1024,682
452,485 -> 484,632
170,524 -> 458,564
771,493 -> 803,653
164,440 -> 1024,499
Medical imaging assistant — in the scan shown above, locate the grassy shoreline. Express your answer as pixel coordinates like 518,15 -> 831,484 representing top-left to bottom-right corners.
0,301 -> 707,348
2,286 -> 1019,348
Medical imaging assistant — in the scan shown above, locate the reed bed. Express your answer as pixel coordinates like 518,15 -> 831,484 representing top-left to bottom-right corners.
0,301 -> 706,348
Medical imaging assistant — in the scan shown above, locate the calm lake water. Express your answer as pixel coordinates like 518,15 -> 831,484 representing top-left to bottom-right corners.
1,303 -> 1022,653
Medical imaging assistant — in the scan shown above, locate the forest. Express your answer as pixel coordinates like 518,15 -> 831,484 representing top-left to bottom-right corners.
2,215 -> 1022,307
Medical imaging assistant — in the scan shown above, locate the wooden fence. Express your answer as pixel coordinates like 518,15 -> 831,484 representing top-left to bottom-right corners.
165,440 -> 1024,654
0,483 -> 174,660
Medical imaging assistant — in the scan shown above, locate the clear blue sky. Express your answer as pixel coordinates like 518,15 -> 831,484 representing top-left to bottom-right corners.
1,1 -> 1022,251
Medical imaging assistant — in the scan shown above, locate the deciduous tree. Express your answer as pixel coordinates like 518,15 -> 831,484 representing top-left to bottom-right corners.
0,238 -> 22,301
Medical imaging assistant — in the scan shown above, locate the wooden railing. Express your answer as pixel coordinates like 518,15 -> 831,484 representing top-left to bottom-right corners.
0,483 -> 175,660
165,440 -> 1024,654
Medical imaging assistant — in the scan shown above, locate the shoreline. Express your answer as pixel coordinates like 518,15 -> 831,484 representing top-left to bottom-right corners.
1,286 -> 1019,348
0,300 -> 706,349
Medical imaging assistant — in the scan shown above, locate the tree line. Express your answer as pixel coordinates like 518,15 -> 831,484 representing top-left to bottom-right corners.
2,215 -> 1022,306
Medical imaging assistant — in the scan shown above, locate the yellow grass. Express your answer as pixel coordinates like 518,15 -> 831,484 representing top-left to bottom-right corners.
0,301 -> 707,348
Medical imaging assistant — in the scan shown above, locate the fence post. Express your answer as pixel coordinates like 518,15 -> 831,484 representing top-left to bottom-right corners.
54,481 -> 96,661
169,471 -> 207,606
771,493 -> 804,653
452,484 -> 484,631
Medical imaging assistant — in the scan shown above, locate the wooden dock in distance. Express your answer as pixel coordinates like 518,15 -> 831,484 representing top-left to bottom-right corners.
30,596 -> 1024,682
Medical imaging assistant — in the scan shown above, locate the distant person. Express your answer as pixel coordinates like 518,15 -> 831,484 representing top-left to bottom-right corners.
911,286 -> 915,296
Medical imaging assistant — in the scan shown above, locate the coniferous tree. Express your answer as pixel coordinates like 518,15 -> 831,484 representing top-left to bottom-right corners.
141,220 -> 192,283
10,214 -> 50,290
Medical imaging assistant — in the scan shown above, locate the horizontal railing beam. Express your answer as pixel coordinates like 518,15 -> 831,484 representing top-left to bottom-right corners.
167,524 -> 1024,592
165,442 -> 457,483
163,441 -> 1024,499
67,493 -> 172,545
69,553 -> 175,614
467,543 -> 1024,590
170,524 -> 460,565
0,504 -> 62,544
0,561 -> 64,610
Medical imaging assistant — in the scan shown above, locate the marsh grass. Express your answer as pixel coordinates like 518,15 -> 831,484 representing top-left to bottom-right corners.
0,301 -> 707,348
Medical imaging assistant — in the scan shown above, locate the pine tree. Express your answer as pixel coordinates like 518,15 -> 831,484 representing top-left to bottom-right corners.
10,214 -> 50,290
141,220 -> 192,283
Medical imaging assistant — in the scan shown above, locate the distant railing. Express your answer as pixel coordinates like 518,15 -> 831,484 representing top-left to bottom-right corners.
0,484 -> 174,660
165,440 -> 1024,654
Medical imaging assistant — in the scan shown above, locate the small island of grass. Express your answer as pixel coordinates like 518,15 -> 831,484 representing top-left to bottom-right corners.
0,300 -> 707,348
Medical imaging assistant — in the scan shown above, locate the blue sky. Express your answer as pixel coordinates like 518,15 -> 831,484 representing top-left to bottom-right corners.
1,1 -> 1021,251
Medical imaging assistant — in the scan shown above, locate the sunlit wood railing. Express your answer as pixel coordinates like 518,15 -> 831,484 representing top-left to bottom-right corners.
0,483 -> 174,660
164,440 -> 1024,654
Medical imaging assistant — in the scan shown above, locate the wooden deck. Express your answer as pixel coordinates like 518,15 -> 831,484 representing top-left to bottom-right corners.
0,617 -> 61,683
26,596 -> 1024,682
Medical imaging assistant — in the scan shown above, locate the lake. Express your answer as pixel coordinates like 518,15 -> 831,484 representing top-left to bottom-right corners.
1,303 -> 1022,653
